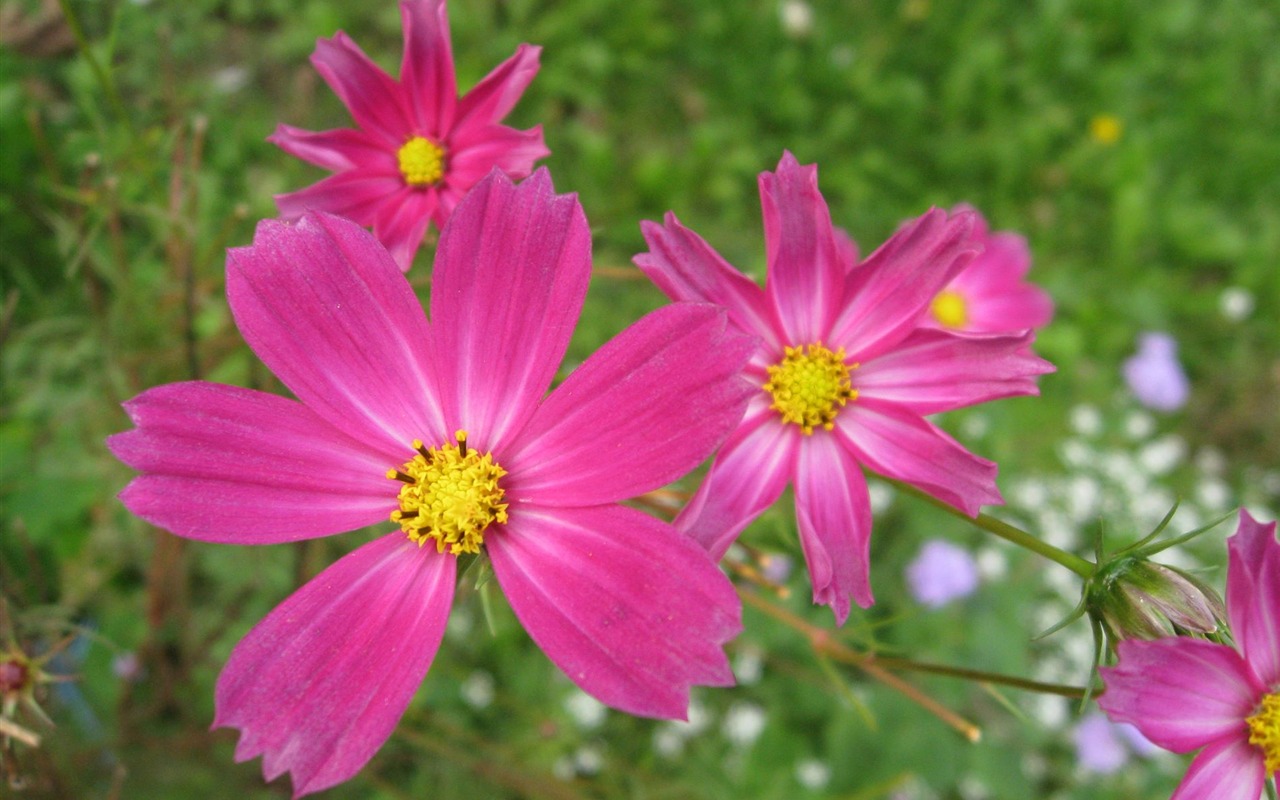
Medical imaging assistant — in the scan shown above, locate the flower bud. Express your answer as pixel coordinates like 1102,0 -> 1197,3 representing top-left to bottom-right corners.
1086,556 -> 1226,646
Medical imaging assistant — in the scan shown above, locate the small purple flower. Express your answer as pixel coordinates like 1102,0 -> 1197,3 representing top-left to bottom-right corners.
1074,712 -> 1158,774
904,539 -> 979,608
1122,333 -> 1189,412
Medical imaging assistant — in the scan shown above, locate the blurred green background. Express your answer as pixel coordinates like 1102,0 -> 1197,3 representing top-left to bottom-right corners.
1,0 -> 1277,797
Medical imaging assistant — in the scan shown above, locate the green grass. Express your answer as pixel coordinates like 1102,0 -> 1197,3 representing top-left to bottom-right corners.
1,0 -> 1277,797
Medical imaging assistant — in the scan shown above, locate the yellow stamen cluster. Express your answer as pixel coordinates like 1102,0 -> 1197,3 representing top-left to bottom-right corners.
930,289 -> 968,329
1246,691 -> 1280,775
387,430 -> 507,555
396,136 -> 445,186
763,343 -> 857,435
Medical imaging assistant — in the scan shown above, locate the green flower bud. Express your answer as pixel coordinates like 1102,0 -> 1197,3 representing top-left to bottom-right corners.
1086,556 -> 1226,645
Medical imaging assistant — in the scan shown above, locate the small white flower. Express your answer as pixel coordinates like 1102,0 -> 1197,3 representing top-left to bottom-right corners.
795,758 -> 831,790
460,670 -> 495,709
721,701 -> 766,747
564,690 -> 607,730
1219,286 -> 1255,321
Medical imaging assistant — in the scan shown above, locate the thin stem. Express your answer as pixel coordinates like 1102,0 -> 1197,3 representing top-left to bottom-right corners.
740,588 -> 981,742
867,655 -> 1086,699
891,481 -> 1094,578
55,0 -> 132,129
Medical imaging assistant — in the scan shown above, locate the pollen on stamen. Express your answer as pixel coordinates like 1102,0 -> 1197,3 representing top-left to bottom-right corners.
763,343 -> 857,435
387,430 -> 508,556
397,136 -> 446,187
1247,692 -> 1280,774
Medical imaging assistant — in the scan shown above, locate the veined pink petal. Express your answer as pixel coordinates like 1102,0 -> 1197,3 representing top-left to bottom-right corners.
372,188 -> 438,272
455,44 -> 542,131
429,169 -> 590,452
226,212 -> 447,456
1227,510 -> 1280,685
676,396 -> 798,558
273,170 -> 403,226
1098,638 -> 1265,753
794,433 -> 874,622
834,225 -> 859,274
760,152 -> 845,343
399,0 -> 456,136
487,505 -> 740,720
506,304 -> 754,506
855,328 -> 1053,415
444,125 -> 549,187
635,213 -> 784,351
837,399 -> 1000,516
215,533 -> 455,798
829,208 -> 978,363
267,124 -> 388,172
311,32 -> 411,146
1171,735 -> 1267,800
109,382 -> 395,543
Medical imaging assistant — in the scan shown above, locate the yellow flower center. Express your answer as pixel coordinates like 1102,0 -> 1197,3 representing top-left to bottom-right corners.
397,136 -> 445,187
1089,114 -> 1123,145
387,430 -> 508,555
763,343 -> 857,435
1247,691 -> 1280,774
930,289 -> 968,329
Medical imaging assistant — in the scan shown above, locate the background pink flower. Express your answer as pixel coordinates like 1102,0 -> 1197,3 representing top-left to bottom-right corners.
109,170 -> 753,797
921,205 -> 1054,335
270,0 -> 548,271
635,152 -> 1053,624
1099,510 -> 1280,800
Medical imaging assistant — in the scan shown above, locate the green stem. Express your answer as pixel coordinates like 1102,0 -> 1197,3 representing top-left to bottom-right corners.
868,654 -> 1086,698
891,480 -> 1094,579
56,0 -> 132,129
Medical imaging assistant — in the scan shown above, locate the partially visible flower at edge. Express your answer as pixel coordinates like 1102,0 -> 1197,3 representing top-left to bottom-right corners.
108,169 -> 754,797
920,205 -> 1054,336
270,0 -> 548,270
1123,332 -> 1190,412
905,539 -> 980,608
1099,510 -> 1280,799
634,151 -> 1054,624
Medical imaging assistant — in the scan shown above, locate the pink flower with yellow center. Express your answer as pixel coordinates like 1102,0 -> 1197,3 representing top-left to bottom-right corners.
635,152 -> 1053,623
109,169 -> 754,797
922,206 -> 1054,335
270,0 -> 549,271
1099,510 -> 1280,799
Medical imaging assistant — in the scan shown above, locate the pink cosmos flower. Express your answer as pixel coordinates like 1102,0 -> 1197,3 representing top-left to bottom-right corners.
634,152 -> 1053,623
108,169 -> 754,797
1099,510 -> 1280,799
270,0 -> 549,271
921,206 -> 1053,335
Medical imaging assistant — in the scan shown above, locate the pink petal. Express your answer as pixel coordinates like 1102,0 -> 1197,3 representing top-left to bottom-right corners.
444,124 -> 549,188
830,208 -> 978,363
760,152 -> 846,343
215,533 -> 455,797
794,433 -> 874,622
372,188 -> 438,271
487,505 -> 740,719
311,32 -> 411,145
109,382 -> 395,543
1171,735 -> 1267,800
273,170 -> 403,226
838,399 -> 1000,516
267,124 -> 389,172
429,169 -> 590,452
454,43 -> 542,131
635,212 -> 784,351
676,397 -> 798,558
1227,509 -> 1280,685
505,304 -> 754,506
834,225 -> 859,274
855,328 -> 1053,415
398,0 -> 457,136
1098,638 -> 1265,753
226,212 -> 447,456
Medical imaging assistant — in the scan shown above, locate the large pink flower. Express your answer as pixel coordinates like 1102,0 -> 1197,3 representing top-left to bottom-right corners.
270,0 -> 549,271
1099,510 -> 1280,800
108,170 -> 754,797
635,152 -> 1053,623
921,205 -> 1054,334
